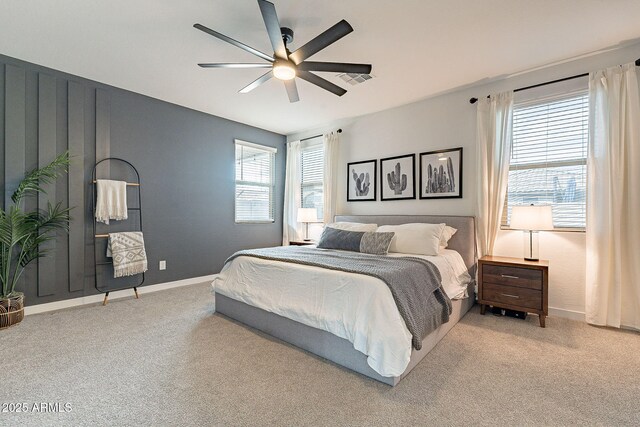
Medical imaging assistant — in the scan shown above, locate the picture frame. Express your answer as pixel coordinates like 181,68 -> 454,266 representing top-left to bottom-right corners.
419,147 -> 463,199
347,159 -> 377,201
380,154 -> 416,201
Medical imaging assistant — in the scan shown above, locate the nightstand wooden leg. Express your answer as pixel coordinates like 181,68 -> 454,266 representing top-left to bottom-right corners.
539,314 -> 546,328
480,304 -> 486,315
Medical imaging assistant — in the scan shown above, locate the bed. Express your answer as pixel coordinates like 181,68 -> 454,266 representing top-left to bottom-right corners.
212,215 -> 477,386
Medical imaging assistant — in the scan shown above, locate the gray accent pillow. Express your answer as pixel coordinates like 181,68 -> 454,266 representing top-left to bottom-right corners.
360,231 -> 395,255
317,227 -> 364,252
317,227 -> 394,255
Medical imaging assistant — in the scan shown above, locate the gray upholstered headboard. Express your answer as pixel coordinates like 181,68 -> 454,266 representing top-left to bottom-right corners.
334,215 -> 477,277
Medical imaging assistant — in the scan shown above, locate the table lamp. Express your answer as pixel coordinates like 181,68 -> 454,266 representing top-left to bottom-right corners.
509,205 -> 554,261
297,208 -> 317,241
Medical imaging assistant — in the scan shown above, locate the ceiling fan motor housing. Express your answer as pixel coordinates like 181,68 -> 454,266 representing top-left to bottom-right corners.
280,27 -> 294,46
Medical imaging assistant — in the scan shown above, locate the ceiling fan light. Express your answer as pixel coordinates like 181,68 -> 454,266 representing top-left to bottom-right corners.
273,60 -> 296,80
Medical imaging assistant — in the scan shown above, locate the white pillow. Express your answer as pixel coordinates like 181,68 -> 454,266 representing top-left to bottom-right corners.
325,222 -> 378,233
439,225 -> 458,248
377,223 -> 445,256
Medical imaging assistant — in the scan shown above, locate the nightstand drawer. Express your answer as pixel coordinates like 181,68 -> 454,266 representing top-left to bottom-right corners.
482,283 -> 542,310
482,264 -> 542,290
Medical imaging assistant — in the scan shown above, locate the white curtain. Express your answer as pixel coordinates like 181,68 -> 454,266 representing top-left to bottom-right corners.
322,131 -> 340,224
282,140 -> 302,245
586,63 -> 640,330
475,92 -> 514,257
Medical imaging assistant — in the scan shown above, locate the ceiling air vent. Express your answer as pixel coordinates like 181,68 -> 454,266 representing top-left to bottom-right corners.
337,72 -> 373,86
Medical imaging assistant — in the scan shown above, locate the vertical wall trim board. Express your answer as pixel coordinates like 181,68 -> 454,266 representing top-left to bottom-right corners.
37,73 -> 57,297
4,65 -> 26,209
0,63 -> 5,210
83,88 -> 96,291
68,81 -> 85,292
95,89 -> 110,178
55,79 -> 70,294
22,71 -> 39,302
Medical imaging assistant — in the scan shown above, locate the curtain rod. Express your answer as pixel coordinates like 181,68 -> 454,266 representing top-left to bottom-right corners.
299,129 -> 342,142
469,58 -> 640,104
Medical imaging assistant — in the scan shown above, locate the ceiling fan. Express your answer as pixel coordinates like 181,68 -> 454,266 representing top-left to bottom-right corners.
193,0 -> 372,102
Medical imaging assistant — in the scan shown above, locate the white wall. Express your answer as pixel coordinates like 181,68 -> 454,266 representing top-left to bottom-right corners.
288,42 -> 640,320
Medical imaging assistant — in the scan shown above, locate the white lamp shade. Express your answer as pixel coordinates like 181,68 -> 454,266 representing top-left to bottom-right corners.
510,205 -> 554,231
297,208 -> 317,223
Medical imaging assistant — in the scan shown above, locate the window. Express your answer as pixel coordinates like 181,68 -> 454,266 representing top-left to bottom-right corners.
300,139 -> 324,221
235,140 -> 276,223
503,90 -> 588,230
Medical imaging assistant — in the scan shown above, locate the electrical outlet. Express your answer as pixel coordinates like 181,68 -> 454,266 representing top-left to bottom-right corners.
159,260 -> 166,270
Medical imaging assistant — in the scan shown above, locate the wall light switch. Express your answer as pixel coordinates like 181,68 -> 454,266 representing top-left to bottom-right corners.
159,260 -> 166,270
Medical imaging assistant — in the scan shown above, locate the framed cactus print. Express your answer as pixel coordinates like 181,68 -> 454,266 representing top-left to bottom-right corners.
419,147 -> 463,199
380,154 -> 416,201
347,159 -> 377,201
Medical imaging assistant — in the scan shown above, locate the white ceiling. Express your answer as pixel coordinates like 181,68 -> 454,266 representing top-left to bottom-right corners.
2,0 -> 640,135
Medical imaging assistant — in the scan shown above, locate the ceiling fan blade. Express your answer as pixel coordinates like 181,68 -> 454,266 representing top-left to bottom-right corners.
239,71 -> 273,93
284,79 -> 300,103
289,20 -> 353,65
194,23 -> 274,63
198,63 -> 272,68
297,71 -> 346,97
298,61 -> 372,74
258,0 -> 287,59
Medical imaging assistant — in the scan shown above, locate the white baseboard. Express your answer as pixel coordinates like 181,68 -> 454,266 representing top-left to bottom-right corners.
24,274 -> 217,316
549,306 -> 586,322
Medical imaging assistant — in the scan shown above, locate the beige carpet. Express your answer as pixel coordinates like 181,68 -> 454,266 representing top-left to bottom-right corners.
1,283 -> 639,426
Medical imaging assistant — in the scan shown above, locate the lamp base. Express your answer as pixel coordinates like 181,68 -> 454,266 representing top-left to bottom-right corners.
522,230 -> 540,261
303,238 -> 311,242
304,222 -> 310,241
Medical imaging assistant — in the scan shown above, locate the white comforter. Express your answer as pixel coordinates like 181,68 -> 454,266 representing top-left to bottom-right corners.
212,248 -> 471,377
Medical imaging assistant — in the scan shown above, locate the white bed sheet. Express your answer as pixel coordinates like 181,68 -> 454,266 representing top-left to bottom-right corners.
211,248 -> 471,377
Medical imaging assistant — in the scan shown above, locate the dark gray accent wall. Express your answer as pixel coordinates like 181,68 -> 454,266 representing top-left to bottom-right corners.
0,54 -> 286,306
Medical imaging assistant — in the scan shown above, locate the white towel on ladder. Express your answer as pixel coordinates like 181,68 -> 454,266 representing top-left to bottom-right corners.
96,179 -> 128,224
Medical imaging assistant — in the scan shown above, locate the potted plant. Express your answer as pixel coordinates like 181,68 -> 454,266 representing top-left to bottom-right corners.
0,152 -> 71,329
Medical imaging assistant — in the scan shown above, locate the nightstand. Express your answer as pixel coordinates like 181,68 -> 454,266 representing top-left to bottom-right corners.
289,240 -> 315,246
478,255 -> 549,327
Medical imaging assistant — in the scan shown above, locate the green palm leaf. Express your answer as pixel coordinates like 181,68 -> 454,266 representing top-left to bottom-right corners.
20,203 -> 71,266
11,151 -> 70,205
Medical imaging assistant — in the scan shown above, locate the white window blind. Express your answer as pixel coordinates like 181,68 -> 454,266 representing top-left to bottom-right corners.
300,140 -> 324,221
235,140 -> 276,223
503,91 -> 588,229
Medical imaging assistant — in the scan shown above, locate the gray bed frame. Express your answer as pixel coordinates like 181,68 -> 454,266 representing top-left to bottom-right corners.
214,215 -> 477,386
